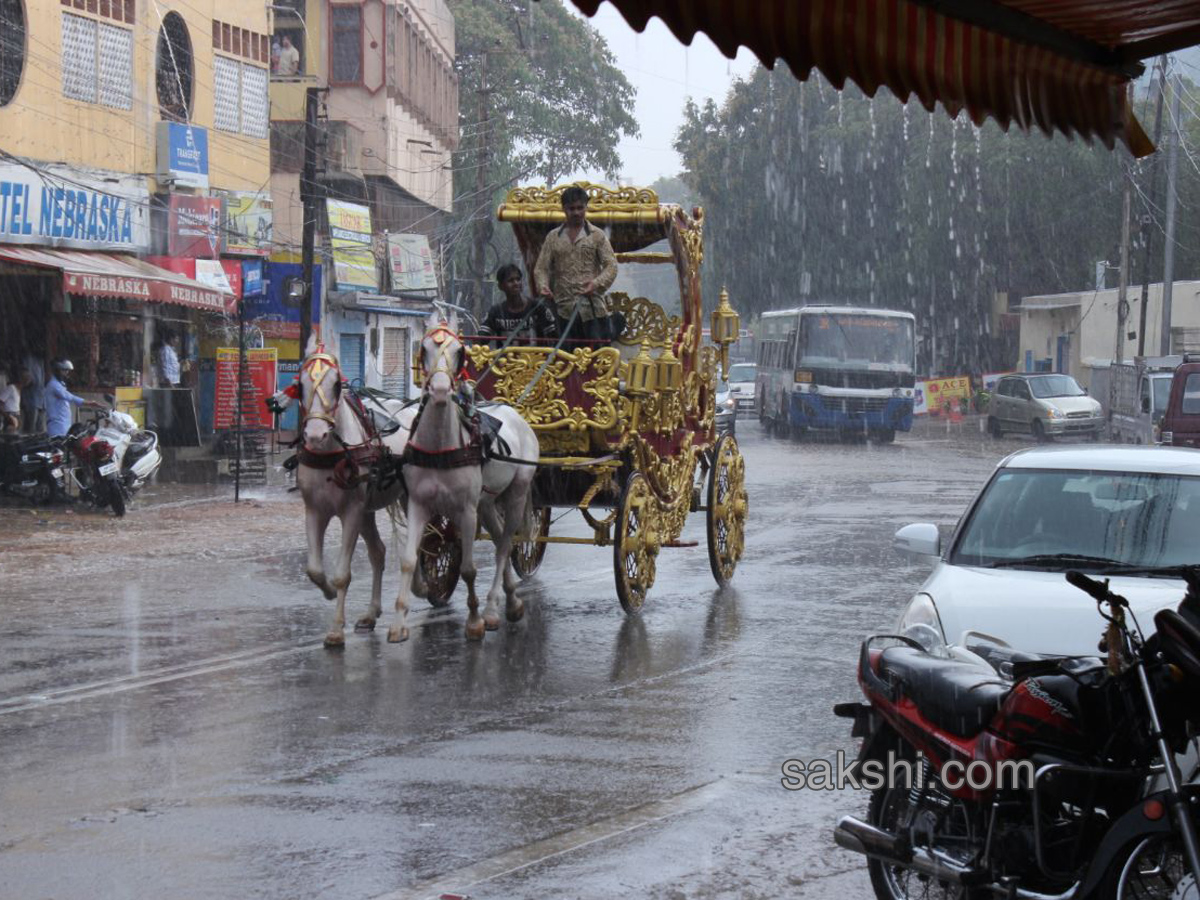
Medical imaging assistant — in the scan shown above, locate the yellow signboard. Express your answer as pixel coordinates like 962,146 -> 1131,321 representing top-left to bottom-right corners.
327,200 -> 378,291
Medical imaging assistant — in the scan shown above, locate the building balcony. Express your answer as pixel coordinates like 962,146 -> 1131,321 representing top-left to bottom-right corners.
269,74 -> 323,122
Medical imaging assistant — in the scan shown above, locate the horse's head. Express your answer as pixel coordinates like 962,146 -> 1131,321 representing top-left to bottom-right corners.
420,309 -> 463,407
299,336 -> 343,448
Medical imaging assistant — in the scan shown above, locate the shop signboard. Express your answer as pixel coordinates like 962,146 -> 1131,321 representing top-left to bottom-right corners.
242,260 -> 264,297
386,233 -> 438,292
155,122 -> 210,190
0,161 -> 150,251
220,192 -> 272,256
168,194 -> 223,258
242,262 -> 322,339
145,256 -> 242,302
914,375 -> 973,415
213,347 -> 278,429
327,200 -> 377,290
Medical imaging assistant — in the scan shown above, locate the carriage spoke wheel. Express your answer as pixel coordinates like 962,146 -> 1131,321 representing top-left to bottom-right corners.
418,516 -> 461,608
614,472 -> 661,615
707,434 -> 747,587
511,506 -> 551,579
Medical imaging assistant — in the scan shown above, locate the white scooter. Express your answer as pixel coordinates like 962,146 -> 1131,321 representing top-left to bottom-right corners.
68,401 -> 162,517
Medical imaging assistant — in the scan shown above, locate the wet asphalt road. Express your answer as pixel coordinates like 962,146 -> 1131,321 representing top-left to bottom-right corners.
0,418 -> 1015,900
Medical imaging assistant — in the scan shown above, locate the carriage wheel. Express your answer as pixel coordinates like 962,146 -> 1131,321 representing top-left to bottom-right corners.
511,506 -> 551,579
706,434 -> 748,587
419,516 -> 461,607
614,472 -> 661,615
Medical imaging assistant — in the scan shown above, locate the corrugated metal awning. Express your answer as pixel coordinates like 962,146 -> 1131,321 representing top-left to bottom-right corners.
569,0 -> 1200,157
0,246 -> 235,314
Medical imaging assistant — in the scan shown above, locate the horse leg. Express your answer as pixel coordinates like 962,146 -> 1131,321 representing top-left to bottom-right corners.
478,498 -> 506,630
305,504 -> 337,600
458,504 -> 484,640
325,506 -> 363,648
355,511 -> 385,632
388,501 -> 428,643
499,488 -> 528,622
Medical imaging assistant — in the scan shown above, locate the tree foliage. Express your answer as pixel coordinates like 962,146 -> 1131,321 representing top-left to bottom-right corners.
674,66 -> 1200,373
446,0 -> 638,311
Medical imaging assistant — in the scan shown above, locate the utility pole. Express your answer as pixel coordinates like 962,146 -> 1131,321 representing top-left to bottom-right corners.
1161,75 -> 1182,356
1115,163 -> 1132,368
299,87 -> 324,355
470,52 -> 492,325
1137,56 -> 1168,357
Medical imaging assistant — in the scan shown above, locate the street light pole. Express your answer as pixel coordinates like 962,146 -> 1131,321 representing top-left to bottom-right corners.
300,87 -> 323,354
1160,75 -> 1182,357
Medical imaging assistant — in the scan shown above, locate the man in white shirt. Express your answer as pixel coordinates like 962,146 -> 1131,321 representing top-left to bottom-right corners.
278,36 -> 301,76
159,334 -> 181,387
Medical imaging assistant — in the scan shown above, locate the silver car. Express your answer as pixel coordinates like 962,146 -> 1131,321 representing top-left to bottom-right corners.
988,373 -> 1103,441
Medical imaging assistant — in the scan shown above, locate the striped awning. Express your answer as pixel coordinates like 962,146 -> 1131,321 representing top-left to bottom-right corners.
570,0 -> 1200,157
0,246 -> 236,314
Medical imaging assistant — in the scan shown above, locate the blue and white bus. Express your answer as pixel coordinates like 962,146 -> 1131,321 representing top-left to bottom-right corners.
755,306 -> 917,442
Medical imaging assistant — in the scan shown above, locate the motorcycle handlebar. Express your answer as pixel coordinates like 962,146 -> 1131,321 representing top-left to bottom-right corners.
1066,570 -> 1129,609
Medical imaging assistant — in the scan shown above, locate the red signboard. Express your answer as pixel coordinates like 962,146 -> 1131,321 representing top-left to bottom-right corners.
213,347 -> 277,429
168,195 -> 223,258
145,256 -> 243,298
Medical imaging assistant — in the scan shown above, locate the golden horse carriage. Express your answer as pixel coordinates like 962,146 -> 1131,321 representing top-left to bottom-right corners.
416,182 -> 748,613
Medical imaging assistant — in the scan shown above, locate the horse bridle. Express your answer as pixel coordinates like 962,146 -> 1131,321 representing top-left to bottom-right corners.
301,351 -> 343,433
421,324 -> 466,387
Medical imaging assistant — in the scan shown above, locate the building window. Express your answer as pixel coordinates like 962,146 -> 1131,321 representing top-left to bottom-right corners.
331,5 -> 361,83
214,55 -> 269,139
156,11 -> 193,121
0,0 -> 25,106
61,12 -> 131,109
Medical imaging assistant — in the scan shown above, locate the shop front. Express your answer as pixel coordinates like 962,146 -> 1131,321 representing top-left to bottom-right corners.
0,246 -> 234,439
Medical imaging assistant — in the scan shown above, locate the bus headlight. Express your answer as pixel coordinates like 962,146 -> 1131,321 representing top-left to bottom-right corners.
808,383 -> 820,394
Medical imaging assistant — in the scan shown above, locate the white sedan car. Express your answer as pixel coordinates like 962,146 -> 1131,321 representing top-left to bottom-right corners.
893,445 -> 1200,657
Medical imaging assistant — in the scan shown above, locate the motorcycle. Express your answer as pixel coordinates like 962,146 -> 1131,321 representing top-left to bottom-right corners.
833,568 -> 1200,899
66,404 -> 162,517
0,433 -> 68,504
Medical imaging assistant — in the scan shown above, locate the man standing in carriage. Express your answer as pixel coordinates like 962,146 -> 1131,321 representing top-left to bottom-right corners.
533,185 -> 620,344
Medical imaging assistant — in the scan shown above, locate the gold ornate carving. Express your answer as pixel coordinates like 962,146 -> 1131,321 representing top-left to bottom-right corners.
503,182 -> 659,212
536,430 -> 590,455
467,346 -> 621,433
610,292 -> 682,348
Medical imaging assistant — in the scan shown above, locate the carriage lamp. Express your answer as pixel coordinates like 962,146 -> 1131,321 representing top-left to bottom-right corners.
656,345 -> 683,394
710,287 -> 741,379
626,342 -> 658,397
412,353 -> 424,388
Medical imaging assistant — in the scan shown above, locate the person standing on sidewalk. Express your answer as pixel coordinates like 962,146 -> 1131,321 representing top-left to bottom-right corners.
45,360 -> 103,438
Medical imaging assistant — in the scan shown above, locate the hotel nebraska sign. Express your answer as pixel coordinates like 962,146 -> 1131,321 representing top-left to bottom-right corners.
0,162 -> 150,251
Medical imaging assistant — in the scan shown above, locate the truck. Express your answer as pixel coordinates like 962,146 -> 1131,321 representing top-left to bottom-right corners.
1161,355 -> 1200,449
1091,356 -> 1179,445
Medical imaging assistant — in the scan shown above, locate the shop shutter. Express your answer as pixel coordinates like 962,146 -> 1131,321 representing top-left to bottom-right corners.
381,326 -> 408,397
340,333 -> 364,385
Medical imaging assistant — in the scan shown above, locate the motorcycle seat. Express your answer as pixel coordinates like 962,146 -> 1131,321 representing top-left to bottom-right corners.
127,433 -> 155,456
879,647 -> 1011,738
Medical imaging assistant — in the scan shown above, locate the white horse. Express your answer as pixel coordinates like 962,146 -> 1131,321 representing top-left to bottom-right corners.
271,336 -> 416,647
388,310 -> 540,642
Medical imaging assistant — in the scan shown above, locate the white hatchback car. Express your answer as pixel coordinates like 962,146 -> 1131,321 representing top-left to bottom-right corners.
893,445 -> 1200,657
725,362 -> 757,416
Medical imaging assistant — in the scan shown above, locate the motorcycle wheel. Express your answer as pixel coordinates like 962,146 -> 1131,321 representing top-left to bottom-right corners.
1103,835 -> 1195,900
107,478 -> 126,517
866,745 -> 977,900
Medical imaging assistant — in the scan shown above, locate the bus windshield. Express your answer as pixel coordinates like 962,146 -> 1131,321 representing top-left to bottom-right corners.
799,314 -> 914,369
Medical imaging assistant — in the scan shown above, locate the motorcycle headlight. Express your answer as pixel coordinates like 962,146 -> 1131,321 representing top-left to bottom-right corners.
897,594 -> 949,656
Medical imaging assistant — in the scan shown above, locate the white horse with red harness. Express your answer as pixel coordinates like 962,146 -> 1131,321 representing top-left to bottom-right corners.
388,309 -> 539,642
270,335 -> 417,647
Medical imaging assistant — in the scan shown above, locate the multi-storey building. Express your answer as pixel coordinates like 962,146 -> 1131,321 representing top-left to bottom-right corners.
268,0 -> 457,398
0,0 -> 273,445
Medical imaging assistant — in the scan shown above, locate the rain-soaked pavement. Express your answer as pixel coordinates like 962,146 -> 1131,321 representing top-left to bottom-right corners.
0,417 -> 1020,899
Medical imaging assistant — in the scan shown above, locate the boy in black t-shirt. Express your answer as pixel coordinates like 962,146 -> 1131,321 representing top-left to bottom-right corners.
479,264 -> 558,347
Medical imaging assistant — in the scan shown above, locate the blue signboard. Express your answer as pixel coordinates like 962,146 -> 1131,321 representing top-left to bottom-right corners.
242,262 -> 322,338
156,122 -> 210,189
242,260 -> 264,297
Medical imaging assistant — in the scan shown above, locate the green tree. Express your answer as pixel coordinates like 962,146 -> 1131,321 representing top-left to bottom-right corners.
447,0 -> 638,316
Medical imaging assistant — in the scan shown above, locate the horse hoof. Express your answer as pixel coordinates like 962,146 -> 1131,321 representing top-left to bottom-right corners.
324,631 -> 345,648
387,625 -> 410,643
506,601 -> 525,623
483,611 -> 501,631
354,617 -> 376,632
465,618 -> 486,641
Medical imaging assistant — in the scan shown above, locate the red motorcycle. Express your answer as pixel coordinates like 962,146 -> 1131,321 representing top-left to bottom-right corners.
834,569 -> 1200,900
